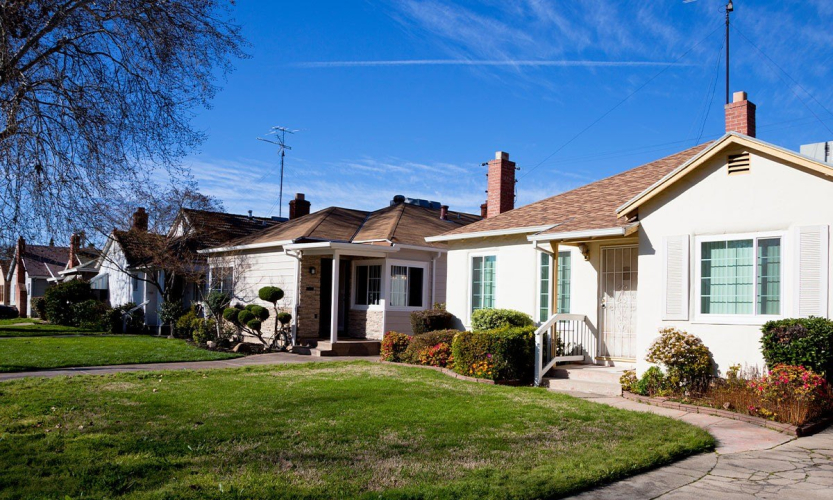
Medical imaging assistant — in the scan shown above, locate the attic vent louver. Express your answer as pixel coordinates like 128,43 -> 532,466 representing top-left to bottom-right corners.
727,152 -> 750,175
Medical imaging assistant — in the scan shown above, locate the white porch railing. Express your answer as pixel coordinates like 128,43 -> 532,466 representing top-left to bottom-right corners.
534,313 -> 595,387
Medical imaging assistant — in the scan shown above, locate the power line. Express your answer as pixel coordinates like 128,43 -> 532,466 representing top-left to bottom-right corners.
519,23 -> 723,181
696,34 -> 724,144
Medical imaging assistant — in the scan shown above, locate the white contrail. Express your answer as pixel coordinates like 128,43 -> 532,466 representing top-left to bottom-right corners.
293,59 -> 692,68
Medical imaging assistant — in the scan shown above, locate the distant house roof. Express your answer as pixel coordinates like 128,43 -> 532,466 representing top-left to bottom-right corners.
176,208 -> 282,249
208,202 -> 480,252
111,229 -> 166,268
19,245 -> 71,279
0,259 -> 10,280
428,143 -> 712,242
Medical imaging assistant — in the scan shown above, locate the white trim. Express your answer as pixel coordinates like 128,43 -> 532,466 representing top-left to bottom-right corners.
528,225 -> 637,243
793,225 -> 829,318
466,251 -> 498,327
386,259 -> 430,312
425,224 -> 558,243
535,250 -> 553,324
693,230 -> 787,325
350,259 -> 385,311
394,243 -> 448,253
199,239 -> 295,254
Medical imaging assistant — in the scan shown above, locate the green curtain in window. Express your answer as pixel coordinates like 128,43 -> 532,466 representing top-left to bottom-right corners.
701,240 -> 754,314
557,252 -> 571,314
757,238 -> 781,315
539,253 -> 550,322
472,256 -> 496,312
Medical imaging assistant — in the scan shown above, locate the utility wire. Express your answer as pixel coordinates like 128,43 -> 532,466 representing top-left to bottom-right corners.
696,35 -> 724,144
519,23 -> 723,180
731,23 -> 833,136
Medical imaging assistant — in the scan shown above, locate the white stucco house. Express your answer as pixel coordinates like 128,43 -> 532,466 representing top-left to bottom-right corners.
428,91 -> 833,379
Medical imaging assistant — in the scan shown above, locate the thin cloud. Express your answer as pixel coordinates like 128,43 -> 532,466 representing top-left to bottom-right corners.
294,59 -> 691,69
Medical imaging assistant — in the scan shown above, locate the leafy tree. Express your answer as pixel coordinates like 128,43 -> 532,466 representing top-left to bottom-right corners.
0,0 -> 245,244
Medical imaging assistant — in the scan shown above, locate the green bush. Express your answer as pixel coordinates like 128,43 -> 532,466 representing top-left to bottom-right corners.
33,297 -> 47,320
107,303 -> 145,333
635,367 -> 669,397
246,319 -> 262,331
71,299 -> 110,330
237,309 -> 255,326
222,307 -> 239,324
205,291 -> 231,319
451,326 -> 536,381
401,329 -> 459,364
258,286 -> 285,304
276,312 -> 292,325
248,305 -> 269,321
645,328 -> 713,390
160,300 -> 185,326
761,317 -> 833,377
192,318 -> 216,344
43,280 -> 94,326
470,308 -> 533,332
410,308 -> 453,335
380,331 -> 411,362
175,307 -> 199,338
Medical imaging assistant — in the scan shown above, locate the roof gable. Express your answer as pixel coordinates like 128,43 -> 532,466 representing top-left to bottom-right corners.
617,133 -> 833,218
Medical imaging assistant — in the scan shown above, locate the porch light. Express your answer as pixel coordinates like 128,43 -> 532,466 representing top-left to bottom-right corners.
309,267 -> 316,275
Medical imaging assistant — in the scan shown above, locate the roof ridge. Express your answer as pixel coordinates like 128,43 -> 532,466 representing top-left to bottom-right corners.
348,208 -> 376,243
303,207 -> 339,239
385,203 -> 407,242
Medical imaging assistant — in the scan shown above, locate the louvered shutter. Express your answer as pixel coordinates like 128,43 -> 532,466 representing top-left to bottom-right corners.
795,225 -> 829,318
662,235 -> 690,320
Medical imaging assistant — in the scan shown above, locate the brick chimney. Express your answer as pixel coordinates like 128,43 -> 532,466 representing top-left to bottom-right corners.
132,207 -> 148,232
725,91 -> 756,138
15,237 -> 27,318
486,151 -> 516,218
67,233 -> 79,268
440,205 -> 449,220
289,193 -> 311,220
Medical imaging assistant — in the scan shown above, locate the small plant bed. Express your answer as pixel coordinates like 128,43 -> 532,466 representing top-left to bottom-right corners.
381,308 -> 537,383
621,325 -> 833,434
0,334 -> 240,372
0,362 -> 714,499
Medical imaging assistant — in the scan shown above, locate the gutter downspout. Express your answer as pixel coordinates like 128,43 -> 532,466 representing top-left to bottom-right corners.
285,249 -> 302,345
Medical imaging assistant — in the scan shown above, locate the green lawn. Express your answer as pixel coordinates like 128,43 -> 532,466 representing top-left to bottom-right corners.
0,319 -> 103,337
0,335 -> 240,372
0,362 -> 714,499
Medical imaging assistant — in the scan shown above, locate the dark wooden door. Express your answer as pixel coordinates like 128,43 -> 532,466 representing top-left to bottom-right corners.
319,258 -> 332,338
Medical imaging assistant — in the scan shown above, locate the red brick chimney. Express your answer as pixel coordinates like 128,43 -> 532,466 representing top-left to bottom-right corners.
480,202 -> 488,219
440,205 -> 449,220
486,151 -> 516,218
289,193 -> 311,220
15,237 -> 27,318
725,91 -> 756,137
67,233 -> 79,268
132,207 -> 148,232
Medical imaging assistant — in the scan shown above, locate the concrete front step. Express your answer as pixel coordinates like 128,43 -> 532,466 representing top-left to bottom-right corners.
545,377 -> 622,397
547,364 -> 628,384
311,340 -> 381,357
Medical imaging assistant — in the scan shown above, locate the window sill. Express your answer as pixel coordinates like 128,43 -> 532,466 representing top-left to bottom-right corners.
387,306 -> 426,313
691,315 -> 782,326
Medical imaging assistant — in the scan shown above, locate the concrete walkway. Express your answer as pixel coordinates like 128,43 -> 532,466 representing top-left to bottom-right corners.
566,392 -> 833,499
0,352 -> 380,381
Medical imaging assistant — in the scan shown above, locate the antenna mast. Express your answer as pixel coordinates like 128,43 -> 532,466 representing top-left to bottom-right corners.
725,1 -> 733,104
257,126 -> 297,218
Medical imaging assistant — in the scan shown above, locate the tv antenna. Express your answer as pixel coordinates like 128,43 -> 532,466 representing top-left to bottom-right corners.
257,126 -> 298,218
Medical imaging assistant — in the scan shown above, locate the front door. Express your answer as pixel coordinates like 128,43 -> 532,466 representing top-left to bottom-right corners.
599,246 -> 638,359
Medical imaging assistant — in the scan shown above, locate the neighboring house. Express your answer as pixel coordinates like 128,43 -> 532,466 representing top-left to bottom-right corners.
201,195 -> 480,345
428,91 -> 833,376
6,235 -> 97,317
0,259 -> 10,306
92,206 -> 282,326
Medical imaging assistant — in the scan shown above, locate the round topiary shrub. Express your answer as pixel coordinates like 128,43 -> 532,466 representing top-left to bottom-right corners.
222,307 -> 239,324
258,286 -> 284,304
248,305 -> 269,321
277,312 -> 292,325
246,319 -> 262,331
237,309 -> 255,326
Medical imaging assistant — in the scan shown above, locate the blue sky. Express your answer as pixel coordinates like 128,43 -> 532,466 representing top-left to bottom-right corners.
188,0 -> 833,218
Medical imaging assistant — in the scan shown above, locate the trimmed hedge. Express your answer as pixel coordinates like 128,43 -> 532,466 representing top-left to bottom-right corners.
470,308 -> 533,332
761,317 -> 833,377
43,280 -> 94,326
380,331 -> 411,362
451,326 -> 536,381
410,309 -> 453,335
401,329 -> 459,365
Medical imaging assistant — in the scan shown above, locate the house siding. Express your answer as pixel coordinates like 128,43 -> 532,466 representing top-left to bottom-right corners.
637,149 -> 833,374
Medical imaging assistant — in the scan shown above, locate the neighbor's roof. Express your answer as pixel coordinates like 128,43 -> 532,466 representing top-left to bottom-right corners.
215,203 -> 480,251
0,259 -> 10,279
19,245 -> 71,278
430,143 -> 712,241
112,229 -> 166,268
177,208 -> 282,248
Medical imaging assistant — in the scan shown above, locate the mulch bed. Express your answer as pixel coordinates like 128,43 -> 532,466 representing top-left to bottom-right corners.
623,391 -> 833,437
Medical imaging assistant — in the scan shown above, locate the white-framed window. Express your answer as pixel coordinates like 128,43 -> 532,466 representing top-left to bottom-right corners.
471,254 -> 496,313
354,263 -> 382,307
389,263 -> 426,309
695,232 -> 783,322
539,251 -> 571,322
209,267 -> 234,295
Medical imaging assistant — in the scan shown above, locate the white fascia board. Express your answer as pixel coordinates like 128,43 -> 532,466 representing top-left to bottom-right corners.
527,225 -> 633,242
198,239 -> 294,254
394,244 -> 448,253
284,241 -> 400,257
425,224 -> 558,243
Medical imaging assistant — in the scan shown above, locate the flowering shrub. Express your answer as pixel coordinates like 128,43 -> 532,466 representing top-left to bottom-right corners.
401,330 -> 459,364
468,358 -> 495,379
619,370 -> 638,393
761,317 -> 833,377
745,365 -> 832,425
417,342 -> 453,368
380,331 -> 411,362
451,326 -> 535,381
646,328 -> 713,391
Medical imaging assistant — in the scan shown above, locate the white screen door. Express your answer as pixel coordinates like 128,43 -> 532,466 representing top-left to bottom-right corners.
600,246 -> 638,359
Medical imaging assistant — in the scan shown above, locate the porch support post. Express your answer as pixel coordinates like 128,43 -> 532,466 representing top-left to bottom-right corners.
330,252 -> 340,343
549,242 -> 559,317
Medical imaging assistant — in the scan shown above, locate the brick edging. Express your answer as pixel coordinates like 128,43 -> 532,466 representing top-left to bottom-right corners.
622,391 -> 832,437
377,360 -> 522,386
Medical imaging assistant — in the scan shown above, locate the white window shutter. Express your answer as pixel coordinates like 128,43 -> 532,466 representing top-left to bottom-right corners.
795,225 -> 829,318
662,235 -> 690,321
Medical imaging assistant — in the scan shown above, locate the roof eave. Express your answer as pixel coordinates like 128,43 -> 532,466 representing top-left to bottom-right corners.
527,224 -> 639,243
425,224 -> 559,243
199,239 -> 295,254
